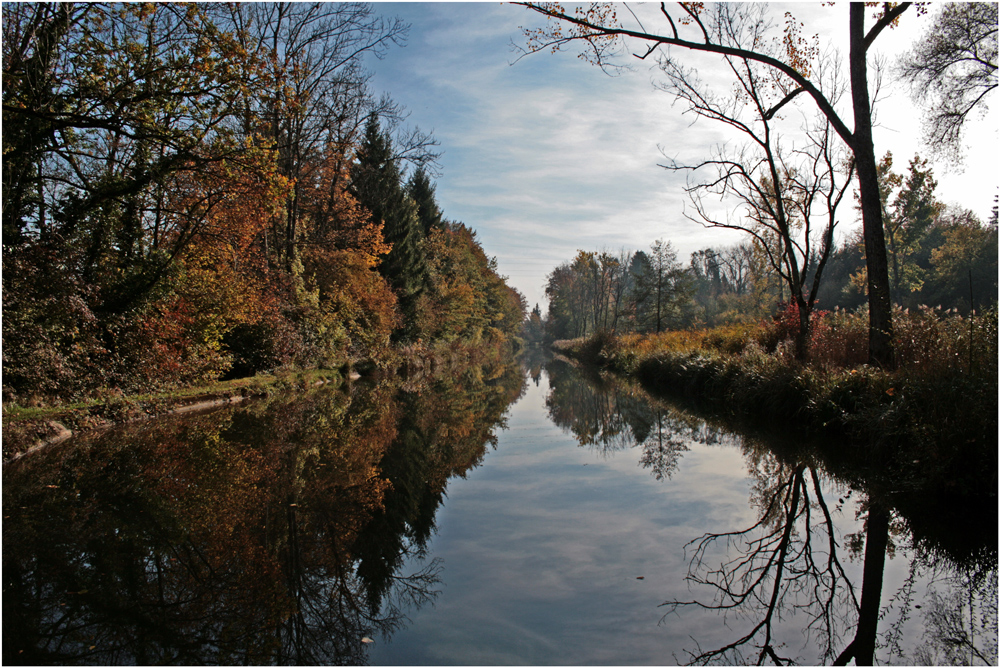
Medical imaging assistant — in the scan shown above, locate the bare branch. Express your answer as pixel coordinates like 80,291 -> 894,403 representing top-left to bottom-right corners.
864,3 -> 912,51
515,2 -> 854,145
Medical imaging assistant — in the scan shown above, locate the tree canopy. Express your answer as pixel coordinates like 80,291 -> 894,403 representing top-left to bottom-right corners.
898,2 -> 998,160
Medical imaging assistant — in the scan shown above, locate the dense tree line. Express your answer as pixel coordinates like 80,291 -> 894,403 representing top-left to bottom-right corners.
539,243 -> 692,340
2,3 -> 525,403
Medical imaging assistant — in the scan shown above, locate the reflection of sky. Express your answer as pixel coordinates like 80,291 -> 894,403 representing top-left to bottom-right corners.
370,371 -> 865,665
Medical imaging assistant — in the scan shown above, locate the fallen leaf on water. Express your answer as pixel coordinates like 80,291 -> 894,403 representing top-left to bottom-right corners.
636,576 -> 645,580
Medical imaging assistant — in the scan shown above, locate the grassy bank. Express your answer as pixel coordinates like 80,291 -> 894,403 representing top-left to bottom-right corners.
554,305 -> 998,493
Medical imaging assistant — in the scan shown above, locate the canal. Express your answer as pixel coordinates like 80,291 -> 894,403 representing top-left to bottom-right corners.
3,354 -> 995,664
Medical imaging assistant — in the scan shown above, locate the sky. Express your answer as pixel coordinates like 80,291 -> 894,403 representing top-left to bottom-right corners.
363,2 -> 998,311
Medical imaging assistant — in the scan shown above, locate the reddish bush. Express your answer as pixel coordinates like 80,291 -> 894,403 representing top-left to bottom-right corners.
127,297 -> 232,391
757,301 -> 829,357
807,309 -> 869,369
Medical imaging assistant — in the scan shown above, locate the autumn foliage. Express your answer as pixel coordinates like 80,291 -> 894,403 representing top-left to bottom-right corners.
2,4 -> 525,404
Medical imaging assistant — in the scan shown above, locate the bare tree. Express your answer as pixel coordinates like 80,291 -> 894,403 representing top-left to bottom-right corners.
659,40 -> 854,358
517,2 -> 911,368
714,243 -> 757,297
606,248 -> 634,332
898,2 -> 998,161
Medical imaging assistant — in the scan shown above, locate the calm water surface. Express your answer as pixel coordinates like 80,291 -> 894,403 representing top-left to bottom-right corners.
3,356 -> 995,665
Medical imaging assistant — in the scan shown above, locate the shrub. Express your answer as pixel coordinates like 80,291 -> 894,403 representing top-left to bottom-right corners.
122,297 -> 233,393
806,305 -> 999,377
807,308 -> 869,369
894,305 -> 998,378
222,313 -> 300,379
585,329 -> 619,363
2,242 -> 110,403
701,322 -> 767,355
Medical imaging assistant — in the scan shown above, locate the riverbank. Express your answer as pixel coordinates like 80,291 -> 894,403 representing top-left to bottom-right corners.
1,338 -> 522,463
552,308 -> 998,498
1,368 -> 346,462
544,354 -> 995,574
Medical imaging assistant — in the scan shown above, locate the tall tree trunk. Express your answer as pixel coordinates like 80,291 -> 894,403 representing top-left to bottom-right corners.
850,4 -> 896,370
794,296 -> 810,361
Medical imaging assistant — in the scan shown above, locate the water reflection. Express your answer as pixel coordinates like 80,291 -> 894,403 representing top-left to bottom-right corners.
544,359 -> 997,666
545,359 -> 744,480
3,359 -> 526,665
5,354 -> 995,665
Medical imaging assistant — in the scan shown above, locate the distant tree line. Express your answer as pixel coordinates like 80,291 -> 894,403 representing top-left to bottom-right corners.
2,3 -> 525,403
533,153 -> 996,343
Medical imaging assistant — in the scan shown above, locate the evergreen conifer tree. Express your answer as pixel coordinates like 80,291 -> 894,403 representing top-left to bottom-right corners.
628,251 -> 654,332
407,167 -> 445,236
350,116 -> 428,338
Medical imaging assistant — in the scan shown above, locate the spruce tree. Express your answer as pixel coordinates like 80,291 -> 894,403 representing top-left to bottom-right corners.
406,167 -> 445,236
349,116 -> 428,338
628,251 -> 655,333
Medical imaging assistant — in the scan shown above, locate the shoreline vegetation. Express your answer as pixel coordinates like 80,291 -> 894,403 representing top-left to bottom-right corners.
2,338 -> 516,463
549,304 -> 998,500
2,369 -> 340,464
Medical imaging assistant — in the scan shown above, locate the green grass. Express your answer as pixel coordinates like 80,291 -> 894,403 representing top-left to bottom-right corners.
3,369 -> 346,419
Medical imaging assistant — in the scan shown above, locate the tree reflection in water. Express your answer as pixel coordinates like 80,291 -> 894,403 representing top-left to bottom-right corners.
544,359 -> 997,666
545,359 -> 738,480
3,357 -> 526,665
665,457 -> 860,665
911,568 -> 997,665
